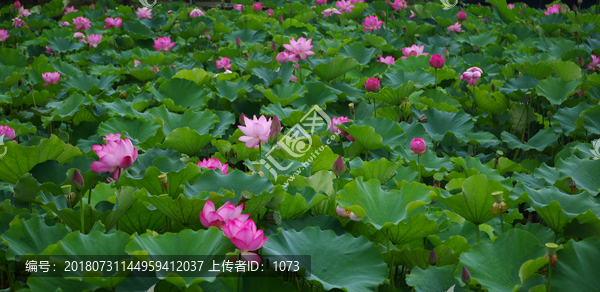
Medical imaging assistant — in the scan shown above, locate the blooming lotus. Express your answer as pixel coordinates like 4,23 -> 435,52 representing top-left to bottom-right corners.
460,67 -> 483,86
409,10 -> 416,19
234,4 -> 245,12
42,72 -> 60,86
391,0 -> 408,11
364,78 -> 380,92
350,0 -> 364,2
104,17 -> 123,29
200,201 -> 249,230
252,3 -> 262,11
198,158 -> 229,175
336,206 -> 362,221
87,34 -> 102,48
336,0 -> 355,13
378,56 -> 395,66
73,17 -> 91,30
457,11 -> 467,21
136,7 -> 152,19
64,6 -> 78,15
322,8 -> 342,18
362,16 -> 383,32
18,7 -> 31,18
61,21 -> 70,26
544,4 -> 565,15
330,116 -> 354,141
216,57 -> 231,70
153,37 -> 175,52
73,32 -> 85,42
12,17 -> 25,28
134,60 -> 141,67
190,8 -> 204,18
0,125 -> 16,140
283,37 -> 315,60
585,55 -> 600,70
508,3 -> 515,9
276,52 -> 298,63
91,133 -> 138,180
238,115 -> 272,148
401,44 -> 429,60
447,22 -> 461,32
223,218 -> 267,263
315,0 -> 327,4
410,138 -> 427,155
0,30 -> 9,42
45,46 -> 53,55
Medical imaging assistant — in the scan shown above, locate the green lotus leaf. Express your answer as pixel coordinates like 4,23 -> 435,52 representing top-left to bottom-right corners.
364,33 -> 387,48
41,92 -> 93,127
350,158 -> 399,184
580,105 -> 600,135
407,265 -> 466,292
312,55 -> 359,83
338,43 -> 376,67
151,78 -> 210,112
552,102 -> 593,135
501,128 -> 560,152
121,163 -> 202,198
99,99 -> 150,120
413,108 -> 473,142
535,77 -> 580,106
550,237 -> 600,290
370,81 -> 416,105
552,60 -> 582,81
262,226 -> 388,292
215,79 -> 252,102
259,82 -> 305,107
289,81 -> 337,108
118,200 -> 167,234
456,33 -> 498,47
499,74 -> 540,95
47,37 -> 85,53
2,217 -> 69,261
383,69 -> 435,88
37,192 -> 111,233
473,87 -> 509,115
98,116 -> 161,147
161,127 -> 216,157
135,191 -> 208,231
391,56 -> 429,73
148,105 -> 218,137
509,103 -> 537,134
185,170 -> 273,204
252,62 -> 294,87
27,274 -> 98,292
128,67 -> 155,82
225,29 -> 266,44
122,21 -> 152,39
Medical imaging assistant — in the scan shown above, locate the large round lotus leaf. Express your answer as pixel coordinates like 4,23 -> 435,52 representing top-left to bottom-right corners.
550,237 -> 600,290
27,273 -> 99,292
312,55 -> 359,82
125,228 -> 236,289
262,226 -> 388,292
435,174 -> 508,226
337,178 -> 431,229
98,116 -> 162,146
412,108 -> 474,142
199,270 -> 297,292
186,170 -> 273,203
2,217 -> 69,261
457,229 -> 546,292
407,265 -> 467,292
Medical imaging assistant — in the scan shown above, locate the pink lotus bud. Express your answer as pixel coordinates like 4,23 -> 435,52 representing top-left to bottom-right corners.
364,78 -> 380,92
252,2 -> 262,12
462,267 -> 471,284
477,2 -> 481,7
410,138 -> 427,156
72,169 -> 85,191
153,65 -> 159,74
333,156 -> 345,177
104,6 -> 107,13
268,115 -> 280,146
236,36 -> 242,47
271,42 -> 277,52
429,54 -> 445,69
289,7 -> 293,14
90,3 -> 94,10
239,113 -> 246,126
267,8 -> 274,17
279,15 -> 284,24
457,11 -> 467,21
443,48 -> 449,56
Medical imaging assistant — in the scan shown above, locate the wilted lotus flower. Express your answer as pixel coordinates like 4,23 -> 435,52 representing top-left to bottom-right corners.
322,8 -> 342,18
0,125 -> 16,140
401,44 -> 429,60
460,67 -> 483,86
73,17 -> 91,30
238,115 -> 273,148
362,15 -> 383,32
91,133 -> 138,180
61,21 -> 70,26
252,2 -> 262,11
508,3 -> 515,9
283,37 -> 315,59
364,78 -> 380,92
410,138 -> 427,156
223,218 -> 268,263
12,17 -> 26,28
136,7 -> 152,19
190,8 -> 204,18
429,250 -> 437,266
64,6 -> 78,15
447,22 -> 461,32
461,267 -> 471,284
87,34 -> 102,48
378,56 -> 395,66
457,11 -> 467,21
200,201 -> 248,230
198,158 -> 229,175
0,30 -> 9,42
333,156 -> 345,177
72,169 -> 85,192
42,72 -> 61,86
391,0 -> 408,11
234,4 -> 245,12
336,206 -> 362,221
153,37 -> 175,52
267,8 -> 274,17
216,57 -> 231,70
336,0 -> 355,13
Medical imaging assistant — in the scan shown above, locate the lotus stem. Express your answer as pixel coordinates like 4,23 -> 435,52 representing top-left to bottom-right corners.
80,198 -> 85,233
386,229 -> 394,291
476,224 -> 480,243
500,211 -> 504,234
434,68 -> 437,89
417,155 -> 421,183
547,261 -> 552,292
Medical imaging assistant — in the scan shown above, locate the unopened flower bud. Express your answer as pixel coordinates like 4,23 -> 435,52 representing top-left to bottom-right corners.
461,267 -> 471,284
490,5 -> 493,12
579,56 -> 584,67
492,84 -> 496,91
239,113 -> 246,126
104,6 -> 108,13
381,10 -> 386,17
386,0 -> 390,5
90,3 -> 94,10
289,7 -> 293,14
236,36 -> 242,47
279,15 -> 284,24
578,0 -> 582,3
153,65 -> 159,75
429,250 -> 437,266
483,17 -> 488,24
72,170 -> 85,191
268,115 -> 281,146
390,14 -> 395,20
271,42 -> 277,52
443,48 -> 449,56
333,156 -> 345,177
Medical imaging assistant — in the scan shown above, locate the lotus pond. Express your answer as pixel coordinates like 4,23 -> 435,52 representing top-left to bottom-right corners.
0,0 -> 599,291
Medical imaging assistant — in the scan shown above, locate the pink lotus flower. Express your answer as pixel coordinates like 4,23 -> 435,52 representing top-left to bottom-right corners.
283,37 -> 315,60
12,17 -> 25,28
18,7 -> 31,18
223,218 -> 267,263
322,8 -> 342,18
336,0 -> 355,13
267,8 -> 274,17
73,17 -> 91,30
253,3 -> 262,11
42,72 -> 60,86
136,7 -> 152,19
429,54 -> 445,69
336,206 -> 362,221
13,0 -> 21,9
153,37 -> 175,52
134,60 -> 141,67
457,11 -> 467,21
365,78 -> 380,92
585,55 -> 600,70
167,10 -> 173,14
198,158 -> 229,175
234,4 -> 245,12
378,56 -> 395,66
64,6 -> 78,15
238,115 -> 272,148
0,30 -> 9,42
87,34 -> 102,48
61,21 -> 70,26
316,0 -> 327,4
447,22 -> 461,32
73,32 -> 85,41
362,15 -> 383,32
409,10 -> 416,19
216,57 -> 231,70
391,0 -> 408,11
330,116 -> 354,141
190,8 -> 204,18
544,4 -> 565,15
508,3 -> 515,9
200,201 -> 249,230
276,51 -> 299,63
577,89 -> 586,96
45,46 -> 53,55
104,17 -> 122,29
0,125 -> 16,140
410,138 -> 427,155
290,75 -> 298,82
401,44 -> 428,60
460,67 -> 483,86
350,0 -> 364,2
91,133 -> 138,180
